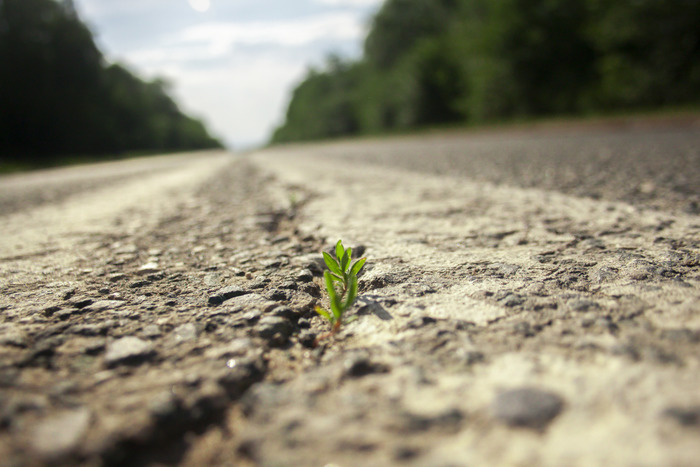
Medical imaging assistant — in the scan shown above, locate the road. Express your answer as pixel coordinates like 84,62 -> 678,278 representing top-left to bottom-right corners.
1,121 -> 699,466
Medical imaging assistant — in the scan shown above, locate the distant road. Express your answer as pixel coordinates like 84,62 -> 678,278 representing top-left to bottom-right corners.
0,152 -> 226,216
0,151 -> 231,258
272,117 -> 700,213
2,119 -> 698,219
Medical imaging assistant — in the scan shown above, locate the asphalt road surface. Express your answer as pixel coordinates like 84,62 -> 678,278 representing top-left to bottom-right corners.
1,119 -> 699,466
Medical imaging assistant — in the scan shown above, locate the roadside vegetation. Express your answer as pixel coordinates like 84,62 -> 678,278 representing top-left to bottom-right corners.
0,0 -> 222,172
271,0 -> 700,144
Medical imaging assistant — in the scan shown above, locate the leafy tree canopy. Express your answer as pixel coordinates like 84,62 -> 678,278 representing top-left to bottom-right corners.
0,0 -> 222,168
272,0 -> 700,144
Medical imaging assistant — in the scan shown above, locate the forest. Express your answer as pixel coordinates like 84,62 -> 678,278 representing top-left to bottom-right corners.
272,0 -> 700,143
0,0 -> 222,170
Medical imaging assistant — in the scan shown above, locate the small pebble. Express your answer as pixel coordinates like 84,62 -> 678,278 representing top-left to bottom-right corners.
567,299 -> 600,312
173,323 -> 198,342
137,262 -> 160,275
257,316 -> 294,340
208,285 -> 249,306
29,408 -> 91,459
295,269 -> 314,283
492,387 -> 564,430
104,337 -> 155,367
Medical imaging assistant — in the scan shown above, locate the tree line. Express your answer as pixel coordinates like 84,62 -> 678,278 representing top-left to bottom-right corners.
272,0 -> 700,143
0,0 -> 222,169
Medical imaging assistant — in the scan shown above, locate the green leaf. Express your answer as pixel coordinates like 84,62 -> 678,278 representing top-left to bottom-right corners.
314,306 -> 332,322
349,257 -> 366,277
323,251 -> 342,276
335,240 -> 344,263
330,294 -> 343,321
330,273 -> 343,282
324,271 -> 337,303
345,248 -> 352,269
344,275 -> 358,309
340,249 -> 350,273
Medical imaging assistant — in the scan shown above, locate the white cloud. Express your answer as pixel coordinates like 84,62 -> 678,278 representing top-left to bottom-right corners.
73,1 -> 382,147
176,12 -> 366,54
120,12 -> 367,68
171,58 -> 307,148
314,0 -> 384,6
75,0 -> 166,19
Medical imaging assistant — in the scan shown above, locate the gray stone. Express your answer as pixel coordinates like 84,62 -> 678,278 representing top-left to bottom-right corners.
29,408 -> 91,459
396,408 -> 464,433
0,324 -> 28,347
148,391 -> 183,423
225,293 -> 277,313
81,300 -> 125,313
501,294 -> 524,307
591,266 -> 617,283
492,387 -> 564,429
83,338 -> 106,355
270,306 -> 297,322
567,299 -> 600,312
295,269 -> 314,283
142,324 -> 162,338
137,262 -> 160,276
257,316 -> 295,340
261,258 -> 284,268
68,296 -> 94,309
43,305 -> 61,317
240,309 -> 263,323
492,263 -> 521,277
216,357 -> 266,399
248,277 -> 270,289
204,273 -> 221,287
299,282 -> 321,298
55,309 -> 74,321
208,285 -> 249,306
204,338 -> 255,359
108,273 -> 127,283
343,355 -> 390,378
113,243 -> 138,255
298,330 -> 317,348
104,336 -> 155,367
278,280 -> 298,290
173,323 -> 199,342
662,406 -> 700,427
512,321 -> 535,337
71,321 -> 115,336
265,288 -> 291,302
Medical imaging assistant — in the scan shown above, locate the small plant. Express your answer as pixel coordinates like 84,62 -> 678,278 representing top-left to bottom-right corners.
315,240 -> 366,337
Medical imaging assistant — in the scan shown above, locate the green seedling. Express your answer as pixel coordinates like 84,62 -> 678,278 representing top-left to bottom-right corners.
315,240 -> 366,338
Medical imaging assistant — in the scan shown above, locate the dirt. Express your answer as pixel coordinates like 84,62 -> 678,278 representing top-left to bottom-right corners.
1,122 -> 699,466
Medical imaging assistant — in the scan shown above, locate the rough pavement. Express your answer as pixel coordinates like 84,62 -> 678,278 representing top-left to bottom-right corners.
1,121 -> 699,466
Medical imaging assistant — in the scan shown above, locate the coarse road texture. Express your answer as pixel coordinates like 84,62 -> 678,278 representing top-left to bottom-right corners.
1,120 -> 699,466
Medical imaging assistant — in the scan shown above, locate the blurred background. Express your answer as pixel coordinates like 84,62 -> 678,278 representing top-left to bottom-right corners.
1,0 -> 699,171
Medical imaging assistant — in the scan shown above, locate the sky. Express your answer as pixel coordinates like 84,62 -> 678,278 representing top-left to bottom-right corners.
72,0 -> 385,149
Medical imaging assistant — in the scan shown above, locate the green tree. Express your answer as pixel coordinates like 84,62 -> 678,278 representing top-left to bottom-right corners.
272,57 -> 362,143
0,0 -> 222,167
272,0 -> 700,145
585,0 -> 700,109
365,0 -> 458,69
